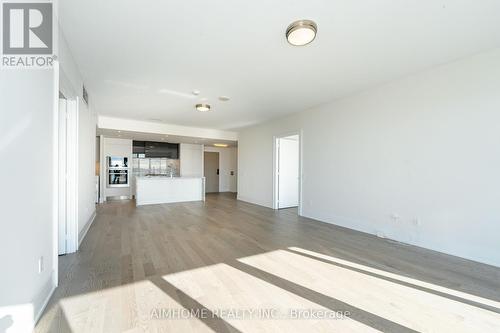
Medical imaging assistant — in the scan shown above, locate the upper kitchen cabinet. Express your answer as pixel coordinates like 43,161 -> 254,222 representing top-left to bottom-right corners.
142,141 -> 179,159
132,141 -> 146,157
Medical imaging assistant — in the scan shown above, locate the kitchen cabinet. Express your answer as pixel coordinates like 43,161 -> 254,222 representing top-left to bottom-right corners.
133,141 -> 179,159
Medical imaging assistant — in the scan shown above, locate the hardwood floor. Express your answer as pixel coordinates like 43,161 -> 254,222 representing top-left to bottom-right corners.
36,193 -> 500,332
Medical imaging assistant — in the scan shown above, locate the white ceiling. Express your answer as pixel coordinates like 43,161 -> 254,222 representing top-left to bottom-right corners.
60,0 -> 500,130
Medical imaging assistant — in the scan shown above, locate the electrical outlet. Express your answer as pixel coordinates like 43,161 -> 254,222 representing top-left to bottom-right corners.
38,256 -> 44,274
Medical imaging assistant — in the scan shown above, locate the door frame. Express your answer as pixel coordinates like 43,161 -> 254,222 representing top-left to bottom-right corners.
57,96 -> 79,255
204,151 -> 220,193
273,130 -> 303,214
58,96 -> 67,255
65,98 -> 79,253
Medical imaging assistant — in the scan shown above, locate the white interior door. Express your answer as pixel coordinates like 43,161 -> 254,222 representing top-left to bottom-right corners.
65,99 -> 79,253
58,97 -> 79,255
58,98 -> 67,255
278,136 -> 299,208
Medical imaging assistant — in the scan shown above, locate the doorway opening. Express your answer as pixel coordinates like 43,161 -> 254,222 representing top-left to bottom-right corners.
274,133 -> 301,212
204,151 -> 220,193
58,93 -> 78,255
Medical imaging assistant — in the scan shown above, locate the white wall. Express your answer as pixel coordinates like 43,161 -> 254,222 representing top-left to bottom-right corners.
77,99 -> 97,240
180,143 -> 204,177
0,6 -> 95,331
58,28 -> 97,244
205,146 -> 238,192
0,68 -> 56,332
0,6 -> 96,331
238,48 -> 500,267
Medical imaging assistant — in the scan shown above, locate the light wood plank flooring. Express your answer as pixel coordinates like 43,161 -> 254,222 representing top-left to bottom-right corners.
36,193 -> 500,332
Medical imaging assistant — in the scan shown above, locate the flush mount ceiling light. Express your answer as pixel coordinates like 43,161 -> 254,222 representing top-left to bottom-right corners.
214,143 -> 228,147
286,19 -> 317,46
196,103 -> 211,112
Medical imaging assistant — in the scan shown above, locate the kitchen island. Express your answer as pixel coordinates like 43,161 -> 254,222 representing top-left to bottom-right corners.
135,176 -> 205,206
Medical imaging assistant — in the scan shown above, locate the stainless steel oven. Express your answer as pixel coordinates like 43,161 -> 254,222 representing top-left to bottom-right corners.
107,156 -> 129,187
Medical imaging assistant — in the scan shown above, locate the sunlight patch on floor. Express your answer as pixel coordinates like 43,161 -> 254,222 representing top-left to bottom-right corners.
164,263 -> 380,332
59,280 -> 214,333
238,249 -> 500,332
289,247 -> 500,310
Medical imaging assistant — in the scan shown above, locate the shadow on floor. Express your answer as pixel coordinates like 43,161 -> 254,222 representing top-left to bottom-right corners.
35,193 -> 500,332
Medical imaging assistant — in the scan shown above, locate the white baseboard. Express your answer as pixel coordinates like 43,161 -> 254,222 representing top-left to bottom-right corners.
33,272 -> 57,326
236,195 -> 273,209
78,210 -> 96,247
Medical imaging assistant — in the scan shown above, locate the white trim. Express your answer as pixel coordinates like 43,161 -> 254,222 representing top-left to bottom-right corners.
272,130 -> 303,215
57,97 -> 67,256
79,210 -> 96,246
237,195 -> 273,209
65,98 -> 79,253
58,68 -> 80,256
52,62 -> 60,287
33,273 -> 57,326
99,134 -> 105,203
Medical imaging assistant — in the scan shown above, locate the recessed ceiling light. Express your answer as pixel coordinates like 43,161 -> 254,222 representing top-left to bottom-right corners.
286,19 -> 317,46
214,143 -> 228,147
192,90 -> 200,96
196,103 -> 211,112
219,96 -> 230,102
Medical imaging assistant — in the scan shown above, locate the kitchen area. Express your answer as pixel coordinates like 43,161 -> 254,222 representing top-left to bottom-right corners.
97,132 -> 237,206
